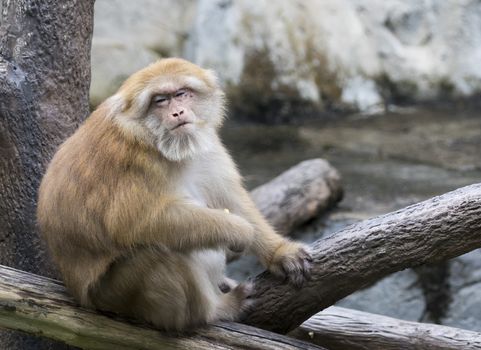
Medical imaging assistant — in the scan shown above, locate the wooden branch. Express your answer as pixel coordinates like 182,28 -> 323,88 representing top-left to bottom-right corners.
0,158 -> 337,349
1,160 -> 479,348
242,183 -> 481,333
251,158 -> 342,234
290,306 -> 481,350
0,265 -> 325,350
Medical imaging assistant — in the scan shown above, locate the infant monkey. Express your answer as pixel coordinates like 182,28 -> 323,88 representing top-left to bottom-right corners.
37,58 -> 311,330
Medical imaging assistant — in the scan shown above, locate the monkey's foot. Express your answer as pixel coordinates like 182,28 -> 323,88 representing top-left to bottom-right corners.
232,281 -> 255,317
217,281 -> 254,321
219,277 -> 238,293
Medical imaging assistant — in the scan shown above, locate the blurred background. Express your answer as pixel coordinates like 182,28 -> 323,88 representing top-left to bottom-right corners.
91,0 -> 481,332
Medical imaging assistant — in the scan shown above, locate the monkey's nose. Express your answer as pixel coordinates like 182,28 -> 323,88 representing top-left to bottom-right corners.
172,110 -> 185,118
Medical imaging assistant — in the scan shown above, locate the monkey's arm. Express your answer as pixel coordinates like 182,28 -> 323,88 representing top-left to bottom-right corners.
222,185 -> 311,287
105,198 -> 254,252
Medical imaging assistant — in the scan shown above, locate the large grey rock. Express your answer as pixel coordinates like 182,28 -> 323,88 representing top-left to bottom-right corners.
90,41 -> 160,106
336,269 -> 425,321
92,0 -> 481,113
443,250 -> 481,331
90,0 -> 197,105
185,0 -> 382,116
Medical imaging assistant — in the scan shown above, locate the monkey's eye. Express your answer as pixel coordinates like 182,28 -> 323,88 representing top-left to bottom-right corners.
153,95 -> 169,106
174,89 -> 188,99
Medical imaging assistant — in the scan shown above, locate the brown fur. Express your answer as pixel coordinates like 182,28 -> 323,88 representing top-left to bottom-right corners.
37,58 -> 310,330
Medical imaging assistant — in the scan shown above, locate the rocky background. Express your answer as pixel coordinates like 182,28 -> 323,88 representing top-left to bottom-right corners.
92,0 -> 481,120
91,0 -> 481,333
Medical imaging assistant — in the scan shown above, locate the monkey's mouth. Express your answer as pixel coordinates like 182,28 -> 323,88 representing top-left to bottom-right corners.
171,121 -> 192,130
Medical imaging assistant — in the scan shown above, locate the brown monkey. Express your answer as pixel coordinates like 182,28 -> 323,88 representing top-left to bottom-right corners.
37,58 -> 311,330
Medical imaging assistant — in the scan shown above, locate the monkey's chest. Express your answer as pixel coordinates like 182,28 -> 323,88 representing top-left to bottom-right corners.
182,182 -> 208,208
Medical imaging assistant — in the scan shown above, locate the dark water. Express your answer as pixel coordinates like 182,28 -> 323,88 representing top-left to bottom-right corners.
221,106 -> 481,279
224,107 -> 481,215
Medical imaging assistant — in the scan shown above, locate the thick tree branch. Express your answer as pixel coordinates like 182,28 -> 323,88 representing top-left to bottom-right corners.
0,265 -> 324,350
243,183 -> 481,333
0,160 -> 335,349
290,306 -> 481,350
0,162 -> 480,347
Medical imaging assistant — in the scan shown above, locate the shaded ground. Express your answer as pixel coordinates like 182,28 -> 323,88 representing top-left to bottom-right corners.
221,106 -> 481,329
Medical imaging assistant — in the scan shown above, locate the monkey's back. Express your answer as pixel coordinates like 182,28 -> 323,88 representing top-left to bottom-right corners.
37,107 -> 166,305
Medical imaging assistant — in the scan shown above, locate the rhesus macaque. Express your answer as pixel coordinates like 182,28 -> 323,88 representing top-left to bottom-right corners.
37,58 -> 311,330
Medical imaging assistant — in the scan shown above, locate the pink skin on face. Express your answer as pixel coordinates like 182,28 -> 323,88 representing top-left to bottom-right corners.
153,89 -> 197,132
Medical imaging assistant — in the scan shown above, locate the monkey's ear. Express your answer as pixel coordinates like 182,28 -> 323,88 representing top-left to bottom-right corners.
105,94 -> 128,117
204,69 -> 221,89
114,87 -> 154,118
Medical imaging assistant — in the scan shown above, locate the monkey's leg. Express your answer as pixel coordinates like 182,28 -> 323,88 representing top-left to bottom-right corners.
187,249 -> 252,321
88,247 -> 250,330
88,247 -> 215,330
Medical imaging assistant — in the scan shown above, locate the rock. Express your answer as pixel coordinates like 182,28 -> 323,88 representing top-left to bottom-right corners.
92,0 -> 481,115
185,0 -> 376,121
442,250 -> 481,331
336,269 -> 425,321
90,41 -> 160,106
443,283 -> 481,332
90,0 -> 197,105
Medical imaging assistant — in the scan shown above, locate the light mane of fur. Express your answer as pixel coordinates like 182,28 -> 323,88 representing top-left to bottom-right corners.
106,59 -> 226,161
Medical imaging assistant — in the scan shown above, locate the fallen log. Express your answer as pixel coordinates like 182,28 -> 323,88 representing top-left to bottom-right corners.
290,306 -> 481,350
251,158 -> 342,234
0,264 -> 324,350
243,183 -> 481,333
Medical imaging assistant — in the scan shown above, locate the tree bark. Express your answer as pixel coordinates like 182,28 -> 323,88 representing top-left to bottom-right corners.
290,306 -> 481,350
0,180 -> 480,347
242,183 -> 481,334
0,156 -> 339,349
0,265 -> 325,350
251,158 -> 342,234
0,0 -> 94,348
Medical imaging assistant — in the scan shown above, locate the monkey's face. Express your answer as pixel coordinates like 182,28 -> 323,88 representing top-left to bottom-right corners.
151,88 -> 197,134
112,59 -> 226,162
143,87 -> 214,161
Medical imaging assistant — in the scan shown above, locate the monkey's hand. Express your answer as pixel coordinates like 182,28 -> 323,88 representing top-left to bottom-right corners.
225,214 -> 255,254
268,241 -> 312,288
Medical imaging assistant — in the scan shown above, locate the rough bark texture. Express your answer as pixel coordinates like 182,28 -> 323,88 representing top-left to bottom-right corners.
291,306 -> 481,350
242,183 -> 481,334
0,265 -> 325,350
0,156 -> 338,349
0,178 -> 480,347
0,0 -> 95,348
251,158 -> 343,234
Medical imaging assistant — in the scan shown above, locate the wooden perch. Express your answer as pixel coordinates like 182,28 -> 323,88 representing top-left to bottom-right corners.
290,306 -> 481,350
242,183 -> 481,333
0,265 -> 324,350
3,1 -> 480,348
251,158 -> 342,234
1,159 -> 481,348
0,158 -> 337,349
